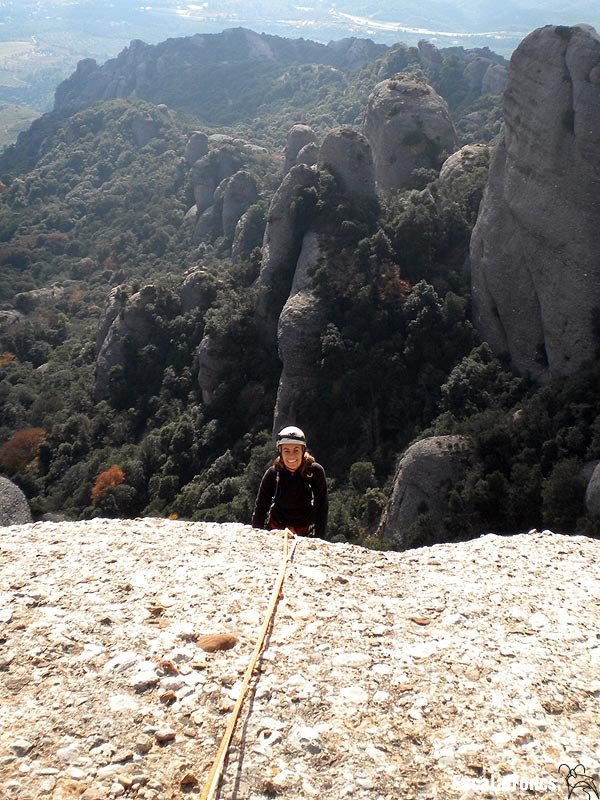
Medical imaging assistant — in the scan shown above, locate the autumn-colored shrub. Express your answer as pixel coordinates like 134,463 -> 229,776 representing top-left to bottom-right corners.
17,234 -> 37,249
0,245 -> 31,267
91,465 -> 125,504
102,254 -> 120,271
43,232 -> 69,254
0,428 -> 46,473
0,352 -> 16,367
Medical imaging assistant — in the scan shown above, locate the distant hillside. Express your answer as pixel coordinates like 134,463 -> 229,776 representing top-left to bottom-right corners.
52,28 -> 387,128
48,27 -> 504,150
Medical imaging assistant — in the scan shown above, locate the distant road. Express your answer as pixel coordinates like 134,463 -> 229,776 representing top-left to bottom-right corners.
331,10 -> 527,41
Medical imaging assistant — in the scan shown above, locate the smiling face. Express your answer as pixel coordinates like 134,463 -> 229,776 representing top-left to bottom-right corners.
280,444 -> 304,473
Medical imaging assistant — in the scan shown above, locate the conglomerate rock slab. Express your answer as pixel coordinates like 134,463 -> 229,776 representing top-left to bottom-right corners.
0,521 -> 599,799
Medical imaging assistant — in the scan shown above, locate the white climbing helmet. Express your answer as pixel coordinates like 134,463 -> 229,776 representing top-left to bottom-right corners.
276,426 -> 306,448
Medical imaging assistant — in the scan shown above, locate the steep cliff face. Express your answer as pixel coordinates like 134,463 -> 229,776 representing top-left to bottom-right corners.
190,146 -> 244,215
197,332 -> 235,407
184,131 -> 209,166
272,231 -> 326,433
255,164 -> 319,334
267,127 -> 379,433
463,57 -> 508,96
470,24 -> 600,381
283,124 -> 318,175
363,75 -> 458,192
94,286 -> 158,402
317,127 -> 376,199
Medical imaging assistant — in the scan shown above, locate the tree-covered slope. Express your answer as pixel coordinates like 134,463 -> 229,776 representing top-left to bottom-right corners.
47,27 -> 504,149
0,27 -> 598,546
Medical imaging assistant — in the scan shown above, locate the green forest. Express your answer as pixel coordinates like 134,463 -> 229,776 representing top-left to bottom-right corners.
1,32 -> 599,548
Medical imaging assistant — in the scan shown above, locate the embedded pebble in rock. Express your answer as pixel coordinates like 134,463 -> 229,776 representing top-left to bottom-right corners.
0,520 -> 599,799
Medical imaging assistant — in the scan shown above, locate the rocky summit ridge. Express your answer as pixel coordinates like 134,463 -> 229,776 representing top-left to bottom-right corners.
1,519 -> 599,799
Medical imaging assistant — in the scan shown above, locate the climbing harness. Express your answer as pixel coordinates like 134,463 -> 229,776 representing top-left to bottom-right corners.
199,528 -> 297,800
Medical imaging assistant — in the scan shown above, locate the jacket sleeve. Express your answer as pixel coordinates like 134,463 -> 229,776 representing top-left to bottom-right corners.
252,467 -> 276,529
311,464 -> 329,539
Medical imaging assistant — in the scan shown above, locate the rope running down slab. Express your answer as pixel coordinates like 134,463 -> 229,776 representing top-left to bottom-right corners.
200,528 -> 297,800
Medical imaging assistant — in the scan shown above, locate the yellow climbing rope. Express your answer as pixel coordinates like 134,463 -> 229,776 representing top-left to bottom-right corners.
200,528 -> 297,800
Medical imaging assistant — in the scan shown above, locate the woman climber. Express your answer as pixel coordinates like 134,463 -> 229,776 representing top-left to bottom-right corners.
252,426 -> 328,538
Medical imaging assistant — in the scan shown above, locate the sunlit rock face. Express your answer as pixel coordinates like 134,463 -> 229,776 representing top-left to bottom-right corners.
221,170 -> 259,240
379,436 -> 475,549
94,285 -> 157,402
364,74 -> 458,192
471,24 -> 600,381
0,477 -> 32,526
254,164 -> 319,335
190,146 -> 244,214
317,127 -> 376,199
439,143 -> 490,185
284,124 -> 318,175
184,131 -> 209,166
482,62 -> 508,94
272,231 -> 326,434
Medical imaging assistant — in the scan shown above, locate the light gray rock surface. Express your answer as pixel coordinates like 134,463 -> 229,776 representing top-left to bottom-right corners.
197,333 -> 234,406
273,291 -> 326,434
95,286 -> 129,355
464,57 -> 494,92
231,203 -> 266,262
273,231 -> 326,433
184,131 -> 209,166
364,75 -> 458,192
0,519 -> 598,799
295,141 -> 319,167
0,476 -> 32,526
192,204 -> 219,244
377,42 -> 416,80
439,143 -> 490,184
284,125 -> 318,174
482,62 -> 509,94
470,24 -> 600,381
380,435 -> 474,549
0,310 -> 23,336
255,164 -> 319,331
317,127 -> 376,199
182,204 -> 197,227
190,146 -> 244,214
324,36 -> 385,69
221,170 -> 259,240
131,113 -> 158,147
94,285 -> 158,401
585,462 -> 600,516
14,286 -> 68,314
